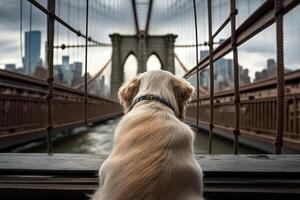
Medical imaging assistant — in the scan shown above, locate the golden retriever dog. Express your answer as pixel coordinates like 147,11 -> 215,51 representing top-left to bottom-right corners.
93,70 -> 203,200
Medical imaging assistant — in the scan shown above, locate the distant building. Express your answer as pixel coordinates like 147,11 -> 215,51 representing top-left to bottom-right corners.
15,67 -> 24,74
254,58 -> 277,82
267,58 -> 276,77
200,50 -> 209,61
72,62 -> 82,77
54,64 -> 63,83
5,64 -> 16,71
240,67 -> 251,85
61,56 -> 73,85
53,56 -> 83,86
89,76 -> 108,97
214,58 -> 233,92
62,56 -> 69,66
200,69 -> 209,88
33,65 -> 48,80
199,50 -> 210,89
24,31 -> 41,75
71,62 -> 83,86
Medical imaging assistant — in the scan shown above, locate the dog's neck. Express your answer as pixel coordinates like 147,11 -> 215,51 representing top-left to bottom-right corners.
129,94 -> 178,117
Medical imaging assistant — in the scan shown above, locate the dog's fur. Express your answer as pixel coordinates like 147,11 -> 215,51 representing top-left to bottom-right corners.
93,70 -> 203,200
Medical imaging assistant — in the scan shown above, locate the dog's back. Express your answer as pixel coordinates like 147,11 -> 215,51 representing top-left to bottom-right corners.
93,103 -> 203,200
93,70 -> 203,200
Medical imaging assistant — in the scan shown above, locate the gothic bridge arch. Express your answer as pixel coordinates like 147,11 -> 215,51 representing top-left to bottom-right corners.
110,32 -> 177,97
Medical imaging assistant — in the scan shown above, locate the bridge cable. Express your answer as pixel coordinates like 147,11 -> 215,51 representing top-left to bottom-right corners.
28,3 -> 32,74
207,0 -> 214,154
274,0 -> 284,154
230,0 -> 240,154
56,0 -> 60,67
19,0 -> 23,63
46,0 -> 56,154
84,0 -> 89,125
192,0 -> 200,136
76,0 -> 79,68
67,0 -> 70,58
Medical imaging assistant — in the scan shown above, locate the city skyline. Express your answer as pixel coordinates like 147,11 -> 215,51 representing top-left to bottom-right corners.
0,0 -> 299,85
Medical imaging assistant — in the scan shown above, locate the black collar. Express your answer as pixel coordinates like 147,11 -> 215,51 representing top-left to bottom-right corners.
130,94 -> 177,116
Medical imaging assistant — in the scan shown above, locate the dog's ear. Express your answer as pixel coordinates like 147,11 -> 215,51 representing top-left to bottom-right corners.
118,76 -> 141,113
172,77 -> 194,120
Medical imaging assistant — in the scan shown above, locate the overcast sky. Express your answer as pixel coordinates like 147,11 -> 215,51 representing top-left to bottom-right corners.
0,0 -> 299,84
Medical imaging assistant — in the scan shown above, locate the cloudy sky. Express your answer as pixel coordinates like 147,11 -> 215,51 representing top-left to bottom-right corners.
0,0 -> 299,85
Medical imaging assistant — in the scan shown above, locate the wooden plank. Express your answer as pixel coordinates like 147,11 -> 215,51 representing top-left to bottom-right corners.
1,154 -> 300,175
0,154 -> 300,199
194,154 -> 300,176
0,154 -> 105,176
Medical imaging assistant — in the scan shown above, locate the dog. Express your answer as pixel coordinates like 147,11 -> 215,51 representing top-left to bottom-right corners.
93,70 -> 203,200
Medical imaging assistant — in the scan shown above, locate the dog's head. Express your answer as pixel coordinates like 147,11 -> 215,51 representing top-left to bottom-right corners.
118,70 -> 194,120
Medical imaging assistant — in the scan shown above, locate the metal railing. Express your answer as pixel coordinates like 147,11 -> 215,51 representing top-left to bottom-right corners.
187,0 -> 300,154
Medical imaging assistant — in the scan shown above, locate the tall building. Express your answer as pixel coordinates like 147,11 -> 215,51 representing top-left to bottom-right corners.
71,62 -> 83,86
61,56 -> 73,85
5,64 -> 16,71
267,58 -> 276,77
72,62 -> 82,78
62,56 -> 69,66
200,69 -> 209,88
24,31 -> 41,75
240,67 -> 251,85
199,50 -> 210,89
254,58 -> 277,82
54,64 -> 63,83
89,76 -> 107,96
214,58 -> 233,92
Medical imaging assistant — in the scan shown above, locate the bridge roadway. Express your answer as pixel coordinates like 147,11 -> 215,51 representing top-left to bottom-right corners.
0,70 -> 122,149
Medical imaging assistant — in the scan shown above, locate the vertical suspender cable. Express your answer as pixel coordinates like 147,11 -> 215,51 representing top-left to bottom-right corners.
20,0 -> 23,62
230,0 -> 240,154
77,0 -> 80,64
29,3 -> 32,74
84,0 -> 89,125
56,0 -> 60,66
67,0 -> 70,57
274,0 -> 284,154
192,0 -> 199,135
207,0 -> 214,154
46,0 -> 56,155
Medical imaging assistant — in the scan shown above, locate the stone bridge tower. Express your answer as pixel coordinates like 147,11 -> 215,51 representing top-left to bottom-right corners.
110,32 -> 177,98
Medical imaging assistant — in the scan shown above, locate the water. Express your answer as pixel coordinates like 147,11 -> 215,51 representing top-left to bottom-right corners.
16,117 -> 261,154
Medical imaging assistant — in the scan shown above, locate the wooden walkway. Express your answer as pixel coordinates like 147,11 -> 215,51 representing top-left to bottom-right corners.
0,154 -> 300,199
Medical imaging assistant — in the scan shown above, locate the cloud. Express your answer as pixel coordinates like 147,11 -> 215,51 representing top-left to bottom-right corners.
0,0 -> 299,83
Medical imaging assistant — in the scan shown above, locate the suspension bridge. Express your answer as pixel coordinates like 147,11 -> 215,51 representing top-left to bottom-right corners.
0,0 -> 300,199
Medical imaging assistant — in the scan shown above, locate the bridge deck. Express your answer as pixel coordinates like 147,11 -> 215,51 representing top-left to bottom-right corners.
0,154 -> 300,200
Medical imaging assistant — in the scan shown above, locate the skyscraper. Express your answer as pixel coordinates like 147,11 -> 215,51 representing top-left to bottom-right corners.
71,62 -> 83,86
267,58 -> 276,77
61,56 -> 73,85
24,31 -> 41,75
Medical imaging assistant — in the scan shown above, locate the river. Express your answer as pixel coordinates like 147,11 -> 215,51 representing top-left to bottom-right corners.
14,117 -> 261,154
